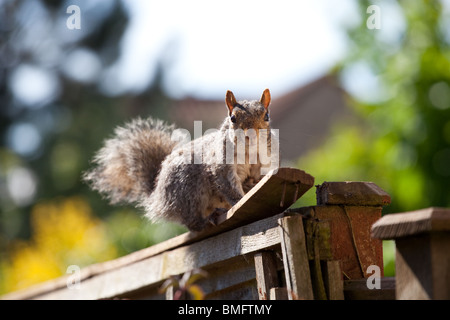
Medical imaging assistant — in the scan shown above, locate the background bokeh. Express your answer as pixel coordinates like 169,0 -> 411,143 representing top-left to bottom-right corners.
1,0 -> 449,294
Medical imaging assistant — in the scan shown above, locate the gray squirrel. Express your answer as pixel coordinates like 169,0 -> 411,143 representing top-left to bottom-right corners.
83,89 -> 276,231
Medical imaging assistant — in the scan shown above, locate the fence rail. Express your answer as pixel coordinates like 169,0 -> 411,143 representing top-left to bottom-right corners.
4,167 -> 447,300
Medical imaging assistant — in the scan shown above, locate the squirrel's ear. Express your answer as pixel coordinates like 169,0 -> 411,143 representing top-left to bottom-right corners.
225,90 -> 237,115
260,89 -> 271,109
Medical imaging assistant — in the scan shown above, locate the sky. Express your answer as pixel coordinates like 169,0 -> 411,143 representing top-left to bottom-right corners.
104,0 -> 359,99
11,0 -> 450,104
8,0 -> 362,104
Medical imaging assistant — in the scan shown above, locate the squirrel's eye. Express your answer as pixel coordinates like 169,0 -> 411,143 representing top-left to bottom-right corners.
264,112 -> 269,121
230,114 -> 236,123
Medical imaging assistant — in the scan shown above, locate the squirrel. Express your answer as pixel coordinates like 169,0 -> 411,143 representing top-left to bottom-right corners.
83,89 -> 275,232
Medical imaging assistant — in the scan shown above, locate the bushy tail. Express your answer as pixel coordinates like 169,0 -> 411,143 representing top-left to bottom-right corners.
83,117 -> 177,205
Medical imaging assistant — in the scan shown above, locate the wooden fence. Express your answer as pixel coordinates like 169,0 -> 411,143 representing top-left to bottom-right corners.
3,167 -> 448,300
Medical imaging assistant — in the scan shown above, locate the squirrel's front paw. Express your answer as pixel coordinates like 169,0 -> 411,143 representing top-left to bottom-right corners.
243,183 -> 256,193
208,208 -> 228,227
243,178 -> 259,193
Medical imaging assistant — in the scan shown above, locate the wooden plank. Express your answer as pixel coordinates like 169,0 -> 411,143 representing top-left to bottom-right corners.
428,233 -> 450,299
303,216 -> 332,261
254,251 -> 279,300
395,235 -> 432,300
284,207 -> 332,260
207,280 -> 258,300
129,256 -> 267,300
344,277 -> 395,300
200,258 -> 262,300
3,167 -> 312,300
7,213 -> 284,300
305,217 -> 328,300
316,181 -> 391,207
269,287 -> 288,300
279,215 -> 314,300
303,205 -> 384,280
395,233 -> 450,300
322,261 -> 344,300
310,260 -> 327,300
215,167 -> 314,226
371,207 -> 450,240
372,208 -> 450,300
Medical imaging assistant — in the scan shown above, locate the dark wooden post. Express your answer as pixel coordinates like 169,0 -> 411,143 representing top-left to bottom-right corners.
372,207 -> 450,300
279,215 -> 314,300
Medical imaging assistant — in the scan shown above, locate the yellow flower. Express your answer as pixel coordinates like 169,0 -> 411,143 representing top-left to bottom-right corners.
1,197 -> 117,294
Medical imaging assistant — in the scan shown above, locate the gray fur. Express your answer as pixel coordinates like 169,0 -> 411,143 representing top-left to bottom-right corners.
83,117 -> 177,204
84,90 -> 273,231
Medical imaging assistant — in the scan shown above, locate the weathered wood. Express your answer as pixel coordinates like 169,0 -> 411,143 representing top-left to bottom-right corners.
371,207 -> 450,239
254,251 -> 279,300
279,215 -> 314,300
269,287 -> 288,300
303,217 -> 332,261
3,167 -> 312,300
394,235 -> 432,300
372,208 -> 450,300
207,280 -> 258,300
215,167 -> 314,226
322,261 -> 344,300
303,213 -> 336,300
5,174 -> 399,301
306,219 -> 327,300
344,277 -> 395,300
4,213 -> 284,300
316,181 -> 391,207
309,261 -> 327,300
299,205 -> 384,280
200,257 -> 265,300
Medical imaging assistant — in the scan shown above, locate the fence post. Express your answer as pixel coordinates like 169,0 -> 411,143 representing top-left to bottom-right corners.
311,181 -> 390,280
372,207 -> 450,300
279,215 -> 314,300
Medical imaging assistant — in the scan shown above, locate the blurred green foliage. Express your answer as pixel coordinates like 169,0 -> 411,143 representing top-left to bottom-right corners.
297,0 -> 450,276
300,0 -> 450,212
